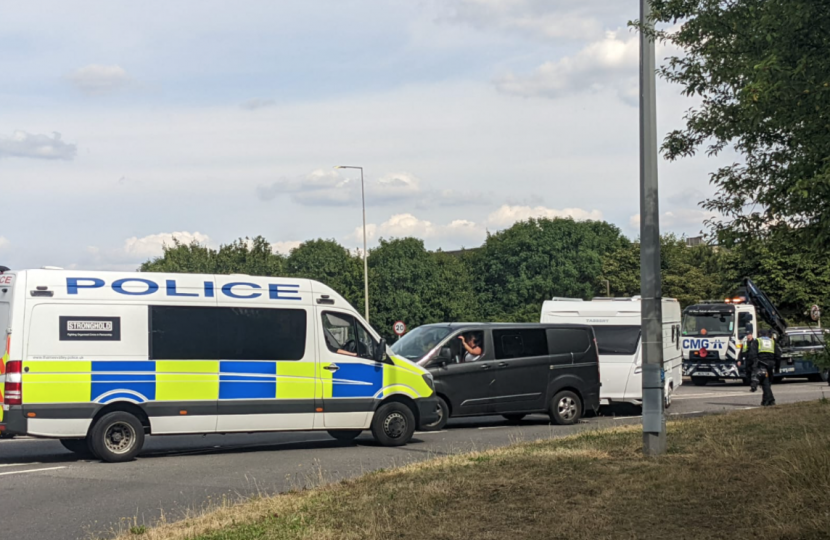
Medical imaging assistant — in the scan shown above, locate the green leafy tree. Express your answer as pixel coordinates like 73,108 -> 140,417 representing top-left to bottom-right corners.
646,0 -> 830,248
140,236 -> 284,276
469,218 -> 630,321
285,239 -> 364,311
140,239 -> 219,274
368,238 -> 478,340
720,228 -> 830,323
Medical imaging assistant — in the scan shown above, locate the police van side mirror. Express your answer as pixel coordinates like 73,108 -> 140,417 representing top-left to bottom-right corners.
374,338 -> 387,362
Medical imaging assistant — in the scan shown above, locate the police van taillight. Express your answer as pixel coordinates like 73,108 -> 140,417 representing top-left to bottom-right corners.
4,360 -> 22,405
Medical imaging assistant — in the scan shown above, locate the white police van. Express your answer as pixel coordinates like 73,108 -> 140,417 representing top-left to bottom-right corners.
541,296 -> 683,407
0,269 -> 438,461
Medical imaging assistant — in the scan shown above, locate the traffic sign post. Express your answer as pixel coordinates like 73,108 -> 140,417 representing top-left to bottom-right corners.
393,321 -> 406,337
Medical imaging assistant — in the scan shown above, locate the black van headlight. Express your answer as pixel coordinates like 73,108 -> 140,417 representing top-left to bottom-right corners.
422,373 -> 435,391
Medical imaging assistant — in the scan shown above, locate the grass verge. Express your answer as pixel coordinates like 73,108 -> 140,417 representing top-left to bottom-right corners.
117,401 -> 830,540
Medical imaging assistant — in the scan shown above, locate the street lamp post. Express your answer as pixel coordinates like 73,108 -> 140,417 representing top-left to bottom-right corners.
335,165 -> 370,323
639,0 -> 666,456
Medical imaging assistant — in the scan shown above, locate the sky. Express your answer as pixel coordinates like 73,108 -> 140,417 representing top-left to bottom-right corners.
0,0 -> 732,271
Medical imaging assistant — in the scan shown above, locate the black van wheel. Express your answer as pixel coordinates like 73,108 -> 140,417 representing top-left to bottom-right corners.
89,411 -> 145,463
327,430 -> 362,442
422,397 -> 449,431
503,414 -> 526,424
60,438 -> 95,457
549,391 -> 582,426
371,402 -> 416,447
691,377 -> 710,386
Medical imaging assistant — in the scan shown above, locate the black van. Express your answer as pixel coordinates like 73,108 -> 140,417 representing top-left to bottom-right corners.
391,323 -> 601,430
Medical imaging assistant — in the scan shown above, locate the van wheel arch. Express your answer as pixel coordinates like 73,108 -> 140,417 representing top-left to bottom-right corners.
377,394 -> 419,427
91,402 -> 151,435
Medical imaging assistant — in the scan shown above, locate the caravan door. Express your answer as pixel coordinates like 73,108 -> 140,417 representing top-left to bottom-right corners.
592,326 -> 642,402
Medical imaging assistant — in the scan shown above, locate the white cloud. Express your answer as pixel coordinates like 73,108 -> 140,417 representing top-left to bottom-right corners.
348,213 -> 486,246
122,231 -> 211,259
495,30 -> 639,103
0,237 -> 10,251
66,64 -> 131,95
0,130 -> 77,160
241,98 -> 276,110
271,240 -> 302,255
629,209 -> 716,231
487,204 -> 602,227
441,0 -> 617,41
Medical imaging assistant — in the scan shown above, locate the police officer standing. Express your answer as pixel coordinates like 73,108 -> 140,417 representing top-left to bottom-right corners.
746,329 -> 783,406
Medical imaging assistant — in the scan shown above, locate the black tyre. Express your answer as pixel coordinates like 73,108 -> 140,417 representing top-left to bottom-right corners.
0,432 -> 14,440
422,396 -> 449,431
371,402 -> 416,447
808,373 -> 823,383
327,430 -> 362,442
503,413 -> 526,424
548,390 -> 583,426
60,438 -> 95,457
691,377 -> 710,387
89,411 -> 145,463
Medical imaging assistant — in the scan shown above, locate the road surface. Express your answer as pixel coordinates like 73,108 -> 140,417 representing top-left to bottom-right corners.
1,379 -> 827,540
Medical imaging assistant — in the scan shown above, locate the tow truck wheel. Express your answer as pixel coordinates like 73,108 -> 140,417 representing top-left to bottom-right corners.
89,411 -> 145,463
691,377 -> 710,387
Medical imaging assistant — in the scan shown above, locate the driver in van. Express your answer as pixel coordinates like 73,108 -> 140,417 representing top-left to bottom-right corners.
458,332 -> 483,362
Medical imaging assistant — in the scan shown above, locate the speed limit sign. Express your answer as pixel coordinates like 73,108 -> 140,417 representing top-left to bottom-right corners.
393,321 -> 406,336
811,305 -> 821,321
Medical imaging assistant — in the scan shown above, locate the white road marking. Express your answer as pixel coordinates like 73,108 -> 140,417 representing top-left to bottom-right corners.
478,426 -> 508,430
415,430 -> 447,435
0,466 -> 66,477
669,411 -> 703,416
674,392 -> 754,400
0,462 -> 41,468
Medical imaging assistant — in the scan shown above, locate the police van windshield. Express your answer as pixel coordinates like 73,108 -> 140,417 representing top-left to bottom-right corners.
391,326 -> 453,361
683,311 -> 734,337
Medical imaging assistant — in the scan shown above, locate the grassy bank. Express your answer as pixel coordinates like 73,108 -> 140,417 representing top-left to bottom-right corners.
119,401 -> 830,540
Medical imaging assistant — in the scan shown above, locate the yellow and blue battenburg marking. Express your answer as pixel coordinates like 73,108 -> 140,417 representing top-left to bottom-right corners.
19,358 -> 431,405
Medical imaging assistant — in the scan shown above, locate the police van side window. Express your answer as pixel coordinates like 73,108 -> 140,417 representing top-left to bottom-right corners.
493,329 -> 547,359
322,312 -> 378,360
149,306 -> 306,361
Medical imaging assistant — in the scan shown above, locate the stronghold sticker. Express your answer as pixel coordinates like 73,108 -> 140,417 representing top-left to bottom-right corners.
59,316 -> 121,341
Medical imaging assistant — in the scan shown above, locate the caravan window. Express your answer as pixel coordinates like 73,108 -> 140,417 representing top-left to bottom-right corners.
592,326 -> 641,355
150,306 -> 307,361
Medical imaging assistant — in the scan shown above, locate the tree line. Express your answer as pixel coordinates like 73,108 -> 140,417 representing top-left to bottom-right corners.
140,218 -> 830,340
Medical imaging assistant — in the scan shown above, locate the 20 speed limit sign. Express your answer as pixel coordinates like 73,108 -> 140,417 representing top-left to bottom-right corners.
393,321 -> 406,336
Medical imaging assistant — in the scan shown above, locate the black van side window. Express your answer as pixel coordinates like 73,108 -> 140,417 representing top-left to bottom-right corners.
548,328 -> 590,355
150,306 -> 307,361
493,329 -> 547,359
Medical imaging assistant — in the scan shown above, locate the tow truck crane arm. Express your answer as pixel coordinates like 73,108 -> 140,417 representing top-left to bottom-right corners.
740,278 -> 788,337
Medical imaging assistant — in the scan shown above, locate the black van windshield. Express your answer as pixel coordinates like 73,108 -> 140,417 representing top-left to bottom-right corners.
592,326 -> 641,355
391,326 -> 453,361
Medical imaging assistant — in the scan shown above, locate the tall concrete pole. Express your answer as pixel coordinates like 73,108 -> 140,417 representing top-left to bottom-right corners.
640,0 -> 667,455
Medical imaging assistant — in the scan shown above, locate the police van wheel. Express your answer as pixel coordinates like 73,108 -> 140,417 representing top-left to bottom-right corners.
90,412 -> 145,463
549,391 -> 582,426
60,438 -> 95,457
691,377 -> 710,387
327,430 -> 362,442
371,402 -> 416,447
422,397 -> 449,431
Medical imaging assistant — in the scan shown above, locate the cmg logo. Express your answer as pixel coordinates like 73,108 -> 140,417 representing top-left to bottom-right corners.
682,338 -> 725,350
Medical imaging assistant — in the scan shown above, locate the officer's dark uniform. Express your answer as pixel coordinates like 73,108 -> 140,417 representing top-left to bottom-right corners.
746,333 -> 782,406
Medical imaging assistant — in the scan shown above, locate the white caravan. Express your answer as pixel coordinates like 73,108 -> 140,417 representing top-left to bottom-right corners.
540,296 -> 683,407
